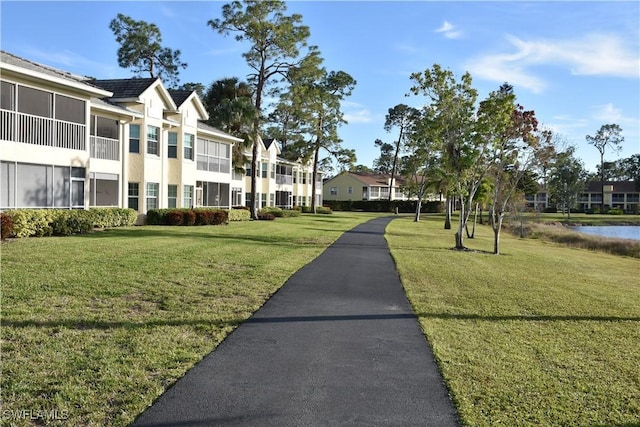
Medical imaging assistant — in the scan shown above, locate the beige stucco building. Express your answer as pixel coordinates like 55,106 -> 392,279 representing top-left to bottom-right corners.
0,50 -> 321,219
323,172 -> 410,201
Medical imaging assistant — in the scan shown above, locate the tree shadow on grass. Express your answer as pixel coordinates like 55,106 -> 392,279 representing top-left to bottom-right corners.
78,228 -> 330,247
2,318 -> 246,330
415,312 -> 640,322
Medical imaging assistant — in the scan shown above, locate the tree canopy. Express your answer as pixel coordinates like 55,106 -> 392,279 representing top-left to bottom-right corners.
109,13 -> 187,86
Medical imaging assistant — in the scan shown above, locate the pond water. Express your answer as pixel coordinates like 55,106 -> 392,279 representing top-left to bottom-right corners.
569,226 -> 640,241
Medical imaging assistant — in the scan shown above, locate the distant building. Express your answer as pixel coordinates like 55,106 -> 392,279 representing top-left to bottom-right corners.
323,172 -> 413,201
525,181 -> 639,213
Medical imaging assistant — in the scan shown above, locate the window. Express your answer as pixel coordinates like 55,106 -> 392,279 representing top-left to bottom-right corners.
146,182 -> 159,210
245,192 -> 252,208
232,187 -> 243,206
197,138 -> 231,173
261,193 -> 267,207
198,181 -> 230,207
128,183 -> 139,211
302,172 -> 307,184
129,125 -> 140,153
168,184 -> 178,208
270,164 -> 275,179
55,94 -> 85,124
0,162 -> 86,209
293,170 -> 297,184
92,116 -> 118,139
270,193 -> 275,206
147,125 -> 159,155
330,187 -> 338,195
183,133 -> 194,160
183,185 -> 193,208
17,86 -> 52,117
348,186 -> 353,194
168,132 -> 178,159
245,163 -> 252,176
1,81 -> 15,110
261,162 -> 268,178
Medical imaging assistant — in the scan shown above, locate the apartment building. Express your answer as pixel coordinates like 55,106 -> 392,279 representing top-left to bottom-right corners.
244,138 -> 321,209
323,172 -> 411,201
0,50 -> 320,218
525,181 -> 639,213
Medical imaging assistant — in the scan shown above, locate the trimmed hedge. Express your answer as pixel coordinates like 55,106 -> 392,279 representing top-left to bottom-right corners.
146,208 -> 229,226
258,207 -> 301,218
89,208 -> 138,227
322,200 -> 444,213
3,208 -> 137,238
228,208 -> 251,222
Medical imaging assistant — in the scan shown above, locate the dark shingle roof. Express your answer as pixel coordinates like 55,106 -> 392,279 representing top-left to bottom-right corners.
168,89 -> 192,107
585,181 -> 638,193
91,78 -> 157,99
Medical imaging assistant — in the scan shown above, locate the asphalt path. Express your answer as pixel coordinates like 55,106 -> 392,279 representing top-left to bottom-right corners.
131,216 -> 459,426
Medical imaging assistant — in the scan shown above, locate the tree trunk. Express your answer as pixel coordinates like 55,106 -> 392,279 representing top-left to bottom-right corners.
250,133 -> 259,220
444,196 -> 452,229
311,142 -> 320,214
466,202 -> 478,238
414,199 -> 422,222
455,196 -> 465,250
388,127 -> 403,202
493,213 -> 503,255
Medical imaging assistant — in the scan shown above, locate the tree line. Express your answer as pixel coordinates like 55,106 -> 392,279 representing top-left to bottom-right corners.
108,1 -> 633,254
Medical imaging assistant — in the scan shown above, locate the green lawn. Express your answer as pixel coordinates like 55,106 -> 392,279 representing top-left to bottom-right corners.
3,212 -> 639,426
1,213 -> 381,427
386,215 -> 640,427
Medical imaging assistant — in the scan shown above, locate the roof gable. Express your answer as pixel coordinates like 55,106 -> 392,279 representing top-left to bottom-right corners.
169,89 -> 208,120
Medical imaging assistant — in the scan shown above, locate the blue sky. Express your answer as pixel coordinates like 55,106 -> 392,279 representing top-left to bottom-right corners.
2,1 -> 638,173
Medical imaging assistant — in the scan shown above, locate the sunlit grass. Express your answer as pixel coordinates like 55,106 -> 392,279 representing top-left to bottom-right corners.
387,215 -> 640,427
1,213 -> 382,427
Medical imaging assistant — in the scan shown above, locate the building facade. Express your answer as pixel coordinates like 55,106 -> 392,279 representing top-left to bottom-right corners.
323,172 -> 411,201
1,50 -> 320,219
525,181 -> 639,213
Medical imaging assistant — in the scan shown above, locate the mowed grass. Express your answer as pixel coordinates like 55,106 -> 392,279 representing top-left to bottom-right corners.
386,215 -> 640,427
1,212 -> 382,427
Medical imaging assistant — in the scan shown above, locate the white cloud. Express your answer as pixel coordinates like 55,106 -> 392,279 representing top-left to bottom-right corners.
591,103 -> 636,125
435,20 -> 463,40
23,47 -> 118,78
467,33 -> 640,93
342,101 -> 374,124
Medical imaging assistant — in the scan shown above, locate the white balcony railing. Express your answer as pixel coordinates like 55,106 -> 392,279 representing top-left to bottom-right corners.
90,136 -> 120,161
1,109 -> 86,151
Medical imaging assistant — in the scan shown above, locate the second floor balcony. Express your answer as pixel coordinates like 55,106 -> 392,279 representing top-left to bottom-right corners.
1,109 -> 85,151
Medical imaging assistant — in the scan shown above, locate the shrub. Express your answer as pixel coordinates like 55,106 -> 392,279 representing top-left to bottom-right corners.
194,210 -> 209,225
145,209 -> 166,225
608,208 -> 624,215
166,211 -> 184,226
6,209 -> 55,237
211,210 -> 228,225
228,208 -> 251,222
89,208 -> 137,227
544,206 -> 558,213
1,213 -> 14,240
257,213 -> 275,220
316,206 -> 333,214
51,210 -> 93,236
182,210 -> 196,226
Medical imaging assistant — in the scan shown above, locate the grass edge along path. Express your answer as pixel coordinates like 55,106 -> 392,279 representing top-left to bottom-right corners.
1,213 -> 383,427
386,215 -> 640,427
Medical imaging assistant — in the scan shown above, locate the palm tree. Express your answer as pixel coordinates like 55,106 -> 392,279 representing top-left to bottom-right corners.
204,77 -> 257,172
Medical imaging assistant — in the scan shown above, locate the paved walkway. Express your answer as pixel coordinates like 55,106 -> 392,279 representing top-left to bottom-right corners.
132,216 -> 459,426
